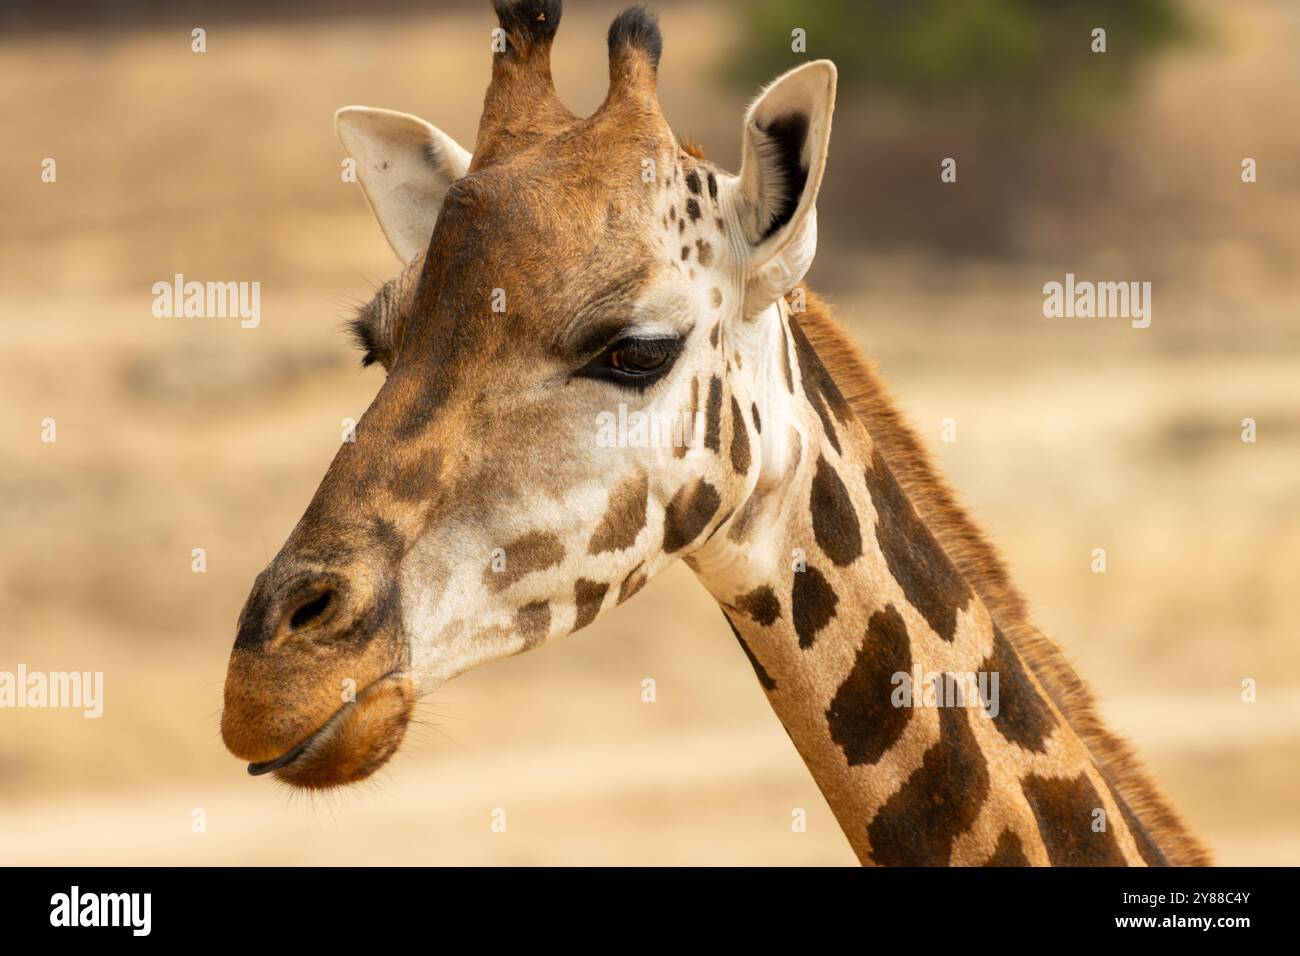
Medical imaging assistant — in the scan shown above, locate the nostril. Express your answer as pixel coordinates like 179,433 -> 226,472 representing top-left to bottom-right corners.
288,588 -> 336,633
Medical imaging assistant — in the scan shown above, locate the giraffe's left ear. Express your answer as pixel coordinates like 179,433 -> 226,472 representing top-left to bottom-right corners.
732,60 -> 836,319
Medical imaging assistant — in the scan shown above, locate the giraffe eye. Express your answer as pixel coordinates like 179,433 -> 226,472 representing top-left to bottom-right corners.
576,335 -> 682,390
608,338 -> 678,375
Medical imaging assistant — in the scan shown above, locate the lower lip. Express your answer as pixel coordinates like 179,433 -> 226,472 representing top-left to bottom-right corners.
247,733 -> 318,776
245,671 -> 401,776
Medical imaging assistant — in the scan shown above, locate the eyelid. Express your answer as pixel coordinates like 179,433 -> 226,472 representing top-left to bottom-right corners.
572,331 -> 683,390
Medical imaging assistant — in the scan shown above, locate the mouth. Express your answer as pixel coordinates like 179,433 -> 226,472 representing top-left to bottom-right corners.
245,671 -> 415,788
246,710 -> 345,777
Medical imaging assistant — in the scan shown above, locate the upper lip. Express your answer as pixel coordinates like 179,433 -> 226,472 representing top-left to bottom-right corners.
245,670 -> 402,776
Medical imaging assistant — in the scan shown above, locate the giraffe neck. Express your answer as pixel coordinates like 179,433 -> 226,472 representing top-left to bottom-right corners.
690,297 -> 1160,866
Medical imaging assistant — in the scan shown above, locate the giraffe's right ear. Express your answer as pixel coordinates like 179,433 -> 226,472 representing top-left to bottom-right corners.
732,60 -> 837,319
335,106 -> 472,265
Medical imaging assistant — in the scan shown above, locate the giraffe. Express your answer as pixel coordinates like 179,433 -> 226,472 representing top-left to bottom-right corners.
220,0 -> 1210,866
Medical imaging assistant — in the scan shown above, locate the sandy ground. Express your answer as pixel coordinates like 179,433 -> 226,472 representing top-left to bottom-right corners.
1,0 -> 1298,864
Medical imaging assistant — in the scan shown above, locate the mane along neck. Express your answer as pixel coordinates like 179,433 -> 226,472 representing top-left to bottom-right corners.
788,285 -> 1210,866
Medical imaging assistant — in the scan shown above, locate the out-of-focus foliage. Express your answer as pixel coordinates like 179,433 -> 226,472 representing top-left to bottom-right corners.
727,0 -> 1195,126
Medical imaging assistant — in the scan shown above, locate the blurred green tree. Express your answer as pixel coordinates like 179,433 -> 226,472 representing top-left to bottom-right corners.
728,0 -> 1194,127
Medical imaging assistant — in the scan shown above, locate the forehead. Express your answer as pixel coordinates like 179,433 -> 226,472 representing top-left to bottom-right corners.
407,118 -> 688,349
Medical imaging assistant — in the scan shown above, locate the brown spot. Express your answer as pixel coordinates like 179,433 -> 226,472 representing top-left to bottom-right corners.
703,375 -> 723,452
678,219 -> 685,234
676,376 -> 700,460
587,471 -> 649,555
669,205 -> 676,220
862,448 -> 971,641
977,625 -> 1055,752
486,530 -> 565,591
663,478 -> 722,552
735,585 -> 780,626
729,397 -> 751,474
791,564 -> 837,649
867,704 -> 990,866
724,614 -> 777,691
517,601 -> 551,650
1021,772 -> 1128,866
714,216 -> 725,232
707,172 -> 717,200
617,563 -> 647,603
799,370 -> 840,453
751,402 -> 761,434
685,197 -> 701,221
788,315 -> 854,453
685,169 -> 701,194
695,239 -> 713,267
810,455 -> 862,566
710,287 -> 722,308
789,316 -> 855,425
982,830 -> 1031,867
826,604 -> 912,765
573,579 -> 608,632
680,245 -> 690,260
709,322 -> 720,347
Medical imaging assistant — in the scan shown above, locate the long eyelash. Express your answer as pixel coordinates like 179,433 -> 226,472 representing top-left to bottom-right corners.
627,338 -> 677,358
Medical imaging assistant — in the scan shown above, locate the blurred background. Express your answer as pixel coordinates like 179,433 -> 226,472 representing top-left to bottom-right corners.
1,0 -> 1297,865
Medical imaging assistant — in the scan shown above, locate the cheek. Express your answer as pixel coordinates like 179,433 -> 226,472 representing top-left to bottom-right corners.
397,466 -> 660,688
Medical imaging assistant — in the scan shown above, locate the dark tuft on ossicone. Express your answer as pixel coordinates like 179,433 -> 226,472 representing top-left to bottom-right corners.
492,0 -> 562,55
607,4 -> 662,71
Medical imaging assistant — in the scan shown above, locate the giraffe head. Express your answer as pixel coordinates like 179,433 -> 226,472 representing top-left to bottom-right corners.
220,0 -> 836,788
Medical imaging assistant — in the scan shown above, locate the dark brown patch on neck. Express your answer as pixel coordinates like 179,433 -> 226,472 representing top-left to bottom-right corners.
982,830 -> 1031,866
729,397 -> 752,475
735,585 -> 780,625
862,448 -> 971,642
977,625 -> 1056,753
791,564 -> 838,649
789,315 -> 854,425
810,455 -> 862,567
1021,772 -> 1128,866
786,319 -> 847,455
867,703 -> 990,865
826,604 -> 913,766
